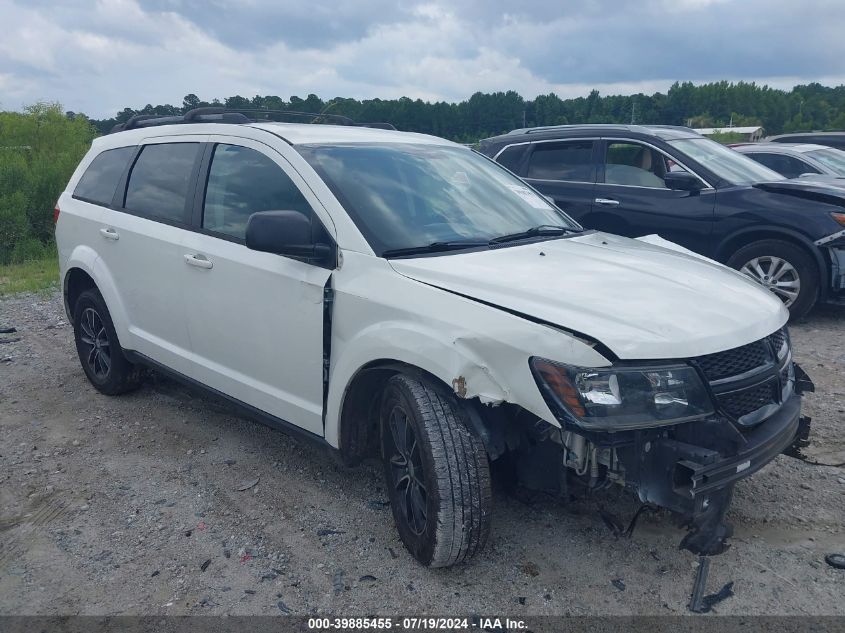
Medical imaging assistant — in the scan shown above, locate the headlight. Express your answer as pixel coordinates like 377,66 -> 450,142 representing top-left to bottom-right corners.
530,357 -> 714,430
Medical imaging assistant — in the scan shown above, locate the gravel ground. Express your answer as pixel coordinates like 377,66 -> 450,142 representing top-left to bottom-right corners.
1,290 -> 843,616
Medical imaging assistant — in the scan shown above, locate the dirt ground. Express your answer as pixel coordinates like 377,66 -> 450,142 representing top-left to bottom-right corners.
1,290 -> 843,616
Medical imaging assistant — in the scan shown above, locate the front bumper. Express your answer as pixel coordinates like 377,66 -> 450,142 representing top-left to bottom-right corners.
634,393 -> 802,516
824,244 -> 845,302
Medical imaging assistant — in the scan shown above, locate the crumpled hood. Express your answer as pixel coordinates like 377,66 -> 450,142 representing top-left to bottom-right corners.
388,232 -> 787,360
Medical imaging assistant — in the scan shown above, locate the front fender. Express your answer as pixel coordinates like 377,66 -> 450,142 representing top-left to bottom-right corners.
324,253 -> 612,448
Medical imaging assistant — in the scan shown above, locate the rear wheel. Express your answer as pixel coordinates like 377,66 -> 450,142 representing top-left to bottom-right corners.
727,239 -> 818,319
380,374 -> 492,567
73,289 -> 143,395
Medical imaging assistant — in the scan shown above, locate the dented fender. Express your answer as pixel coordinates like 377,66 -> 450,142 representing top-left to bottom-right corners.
323,251 -> 611,449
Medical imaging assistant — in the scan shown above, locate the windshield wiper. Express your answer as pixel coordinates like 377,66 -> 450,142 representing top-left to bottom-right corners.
381,240 -> 488,258
488,224 -> 575,245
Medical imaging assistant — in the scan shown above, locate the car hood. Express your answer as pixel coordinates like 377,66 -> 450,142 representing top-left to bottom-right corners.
754,178 -> 845,203
388,231 -> 787,360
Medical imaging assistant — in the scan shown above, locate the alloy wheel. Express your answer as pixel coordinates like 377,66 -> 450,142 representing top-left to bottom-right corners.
79,307 -> 111,379
739,256 -> 801,307
387,406 -> 428,535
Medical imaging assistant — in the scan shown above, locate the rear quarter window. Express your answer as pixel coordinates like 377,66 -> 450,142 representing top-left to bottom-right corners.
73,146 -> 136,206
124,143 -> 199,223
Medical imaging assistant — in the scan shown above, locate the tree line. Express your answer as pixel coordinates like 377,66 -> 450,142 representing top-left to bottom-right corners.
0,103 -> 95,264
85,81 -> 845,142
3,81 -> 845,265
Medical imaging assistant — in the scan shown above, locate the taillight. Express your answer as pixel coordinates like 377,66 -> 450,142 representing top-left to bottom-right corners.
54,204 -> 60,224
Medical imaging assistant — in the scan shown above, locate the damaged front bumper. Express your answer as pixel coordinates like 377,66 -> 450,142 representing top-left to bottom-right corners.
816,230 -> 845,303
615,392 -> 808,554
512,341 -> 814,555
630,393 -> 802,517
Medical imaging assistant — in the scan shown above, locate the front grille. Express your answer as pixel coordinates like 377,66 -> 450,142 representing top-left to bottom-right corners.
718,381 -> 777,420
769,328 -> 786,356
693,328 -> 790,424
696,339 -> 770,381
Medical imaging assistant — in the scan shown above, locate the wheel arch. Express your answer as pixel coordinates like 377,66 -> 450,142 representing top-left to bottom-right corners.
62,247 -> 132,344
334,359 -> 459,466
63,267 -> 97,324
715,227 -> 828,293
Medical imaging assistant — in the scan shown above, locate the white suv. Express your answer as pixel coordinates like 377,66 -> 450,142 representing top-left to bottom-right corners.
56,109 -> 812,567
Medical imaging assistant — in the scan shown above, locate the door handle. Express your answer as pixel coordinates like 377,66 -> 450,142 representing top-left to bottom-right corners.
99,227 -> 119,240
184,253 -> 213,269
595,198 -> 620,207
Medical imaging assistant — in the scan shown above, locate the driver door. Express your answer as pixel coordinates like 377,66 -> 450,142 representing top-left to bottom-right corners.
588,139 -> 716,251
178,137 -> 334,435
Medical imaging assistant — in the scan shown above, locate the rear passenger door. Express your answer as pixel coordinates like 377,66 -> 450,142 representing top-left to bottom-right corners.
178,137 -> 333,435
519,139 -> 597,222
95,137 -> 205,374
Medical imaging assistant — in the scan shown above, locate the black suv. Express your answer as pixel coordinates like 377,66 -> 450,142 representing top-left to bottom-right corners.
480,125 -> 845,318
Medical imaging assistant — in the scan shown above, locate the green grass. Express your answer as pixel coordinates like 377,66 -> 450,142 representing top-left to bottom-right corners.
0,256 -> 60,296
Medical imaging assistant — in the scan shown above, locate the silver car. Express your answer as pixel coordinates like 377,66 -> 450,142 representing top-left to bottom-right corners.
734,142 -> 845,179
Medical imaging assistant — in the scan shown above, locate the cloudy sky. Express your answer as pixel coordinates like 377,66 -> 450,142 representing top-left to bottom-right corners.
1,0 -> 843,118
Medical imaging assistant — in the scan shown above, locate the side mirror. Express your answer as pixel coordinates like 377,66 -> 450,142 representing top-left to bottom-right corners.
664,171 -> 704,192
245,210 -> 333,263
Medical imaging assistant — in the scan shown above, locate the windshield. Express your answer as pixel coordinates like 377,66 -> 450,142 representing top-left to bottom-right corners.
806,148 -> 845,176
669,137 -> 785,185
297,143 -> 580,256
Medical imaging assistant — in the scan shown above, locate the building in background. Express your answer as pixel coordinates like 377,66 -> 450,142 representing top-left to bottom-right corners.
694,126 -> 765,141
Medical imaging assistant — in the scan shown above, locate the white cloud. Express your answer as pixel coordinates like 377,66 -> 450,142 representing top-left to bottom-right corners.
0,0 -> 843,117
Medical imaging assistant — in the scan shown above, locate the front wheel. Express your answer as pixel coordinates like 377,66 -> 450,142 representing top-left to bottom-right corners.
727,239 -> 818,319
380,374 -> 492,567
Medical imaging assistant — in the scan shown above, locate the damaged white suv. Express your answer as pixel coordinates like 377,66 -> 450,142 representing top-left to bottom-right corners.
56,110 -> 812,567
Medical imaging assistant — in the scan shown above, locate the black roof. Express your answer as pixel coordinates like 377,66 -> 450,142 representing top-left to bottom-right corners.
480,123 -> 701,147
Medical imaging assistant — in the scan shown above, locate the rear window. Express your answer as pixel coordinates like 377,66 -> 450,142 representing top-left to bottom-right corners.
73,146 -> 135,206
124,143 -> 199,223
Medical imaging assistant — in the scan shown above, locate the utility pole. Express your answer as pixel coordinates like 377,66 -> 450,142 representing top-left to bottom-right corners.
630,101 -> 636,124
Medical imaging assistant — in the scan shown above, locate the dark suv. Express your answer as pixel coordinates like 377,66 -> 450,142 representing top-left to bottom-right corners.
480,125 -> 845,318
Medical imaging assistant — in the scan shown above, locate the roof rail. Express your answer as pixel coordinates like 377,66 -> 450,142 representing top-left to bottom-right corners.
109,107 -> 396,134
644,124 -> 699,133
507,123 -> 632,136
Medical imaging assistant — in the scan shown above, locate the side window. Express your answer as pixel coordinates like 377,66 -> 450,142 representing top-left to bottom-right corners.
525,141 -> 594,182
604,142 -> 669,188
73,146 -> 135,206
124,143 -> 199,223
495,145 -> 528,173
745,152 -> 779,171
748,153 -> 817,178
202,144 -> 314,240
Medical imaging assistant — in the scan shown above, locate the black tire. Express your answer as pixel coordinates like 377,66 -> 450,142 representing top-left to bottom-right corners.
380,374 -> 492,567
726,239 -> 818,320
73,288 -> 143,395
